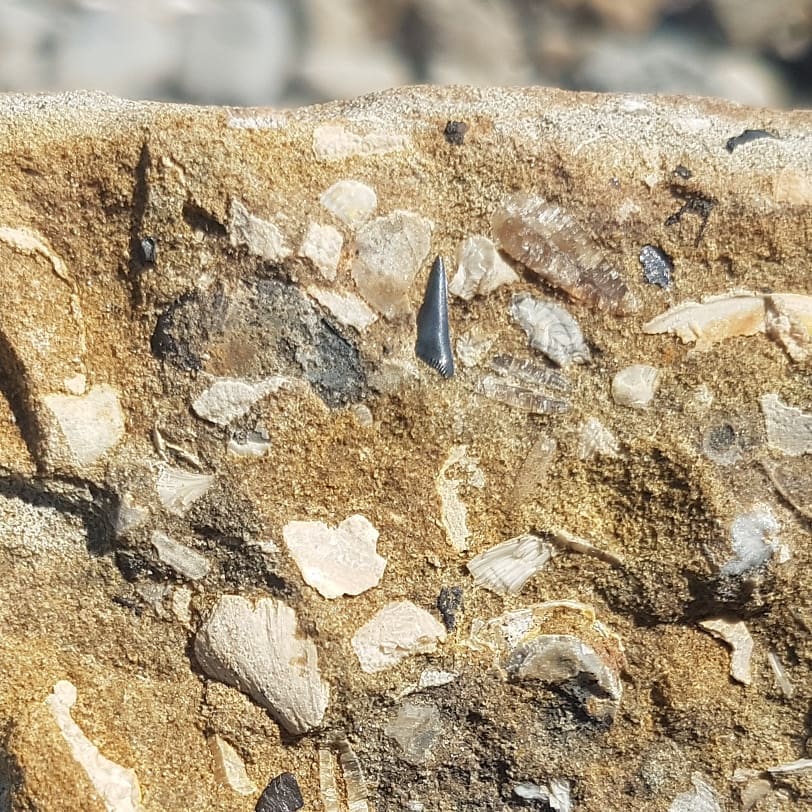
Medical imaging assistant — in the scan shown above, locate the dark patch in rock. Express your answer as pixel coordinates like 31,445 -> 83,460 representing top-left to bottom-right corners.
444,120 -> 469,145
665,193 -> 716,246
115,549 -> 155,582
182,201 -> 228,237
217,538 -> 295,599
139,236 -> 157,264
639,244 -> 673,288
255,772 -> 304,812
725,128 -> 778,153
437,585 -> 464,631
673,164 -> 692,179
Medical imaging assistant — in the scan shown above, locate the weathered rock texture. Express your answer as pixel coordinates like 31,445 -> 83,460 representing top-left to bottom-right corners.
0,87 -> 810,811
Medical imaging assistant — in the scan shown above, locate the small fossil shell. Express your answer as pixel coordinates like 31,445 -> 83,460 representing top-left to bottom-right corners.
698,618 -> 754,685
156,465 -> 214,516
467,534 -> 556,595
476,375 -> 570,414
492,192 -> 637,314
509,294 -> 591,367
578,417 -> 620,460
611,364 -> 659,410
765,294 -> 812,362
762,457 -> 812,520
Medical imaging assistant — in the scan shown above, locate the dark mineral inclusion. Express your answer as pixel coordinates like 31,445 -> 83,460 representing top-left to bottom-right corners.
255,772 -> 304,812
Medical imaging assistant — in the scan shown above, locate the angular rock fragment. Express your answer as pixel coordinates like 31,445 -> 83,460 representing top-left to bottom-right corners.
351,601 -> 446,673
351,211 -> 433,317
436,445 -> 484,552
282,514 -> 386,599
436,586 -> 463,631
765,293 -> 812,362
45,680 -> 144,812
192,376 -> 289,427
320,179 -> 377,228
578,417 -> 620,460
194,595 -> 329,734
156,466 -> 214,516
669,773 -> 722,812
208,734 -> 257,796
449,235 -> 518,300
300,222 -> 343,280
698,618 -> 754,685
467,533 -> 555,595
493,192 -> 637,314
510,294 -> 591,366
611,364 -> 659,410
151,531 -> 210,581
767,650 -> 795,699
385,701 -> 443,765
514,778 -> 571,811
229,199 -> 290,263
760,393 -> 812,456
255,772 -> 304,812
307,287 -> 378,332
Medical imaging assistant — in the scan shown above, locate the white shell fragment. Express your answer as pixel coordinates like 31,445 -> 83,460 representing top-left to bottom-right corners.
151,531 -> 210,581
467,534 -> 555,595
282,514 -> 386,599
156,466 -> 214,516
455,330 -> 493,368
514,778 -> 572,812
352,211 -> 433,317
228,198 -> 290,263
760,393 -> 812,456
722,506 -> 783,576
194,595 -> 329,735
611,364 -> 659,410
449,235 -> 518,300
192,376 -> 289,427
320,179 -> 377,228
698,618 -> 754,684
318,749 -> 341,812
765,293 -> 812,362
227,426 -> 271,458
669,773 -> 722,812
436,445 -> 484,553
767,650 -> 795,699
313,124 -> 409,161
307,286 -> 378,332
510,294 -> 591,366
208,735 -> 257,796
45,680 -> 144,812
300,222 -> 343,280
578,417 -> 621,460
767,758 -> 812,775
42,385 -> 125,468
351,601 -> 447,674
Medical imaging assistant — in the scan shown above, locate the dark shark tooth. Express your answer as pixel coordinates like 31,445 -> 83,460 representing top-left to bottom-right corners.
415,255 -> 455,378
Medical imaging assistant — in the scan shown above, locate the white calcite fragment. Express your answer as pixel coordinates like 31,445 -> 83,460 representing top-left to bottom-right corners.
318,748 -> 341,812
449,235 -> 518,300
282,514 -> 386,599
313,124 -> 409,161
156,466 -> 214,516
722,506 -> 783,576
192,376 -> 288,427
352,211 -> 433,317
300,222 -> 343,280
467,534 -> 555,595
385,701 -> 442,765
115,493 -> 149,537
455,330 -> 493,368
767,758 -> 812,775
194,595 -> 329,734
228,425 -> 271,458
42,384 -> 125,467
417,669 -> 457,690
45,680 -> 144,812
767,650 -> 795,698
760,393 -> 812,456
151,531 -> 210,581
765,293 -> 812,362
514,779 -> 572,812
208,734 -> 257,796
436,445 -> 484,553
307,286 -> 378,332
643,293 -> 766,350
170,586 -> 192,627
699,618 -> 754,684
510,294 -> 591,366
611,364 -> 659,409
669,774 -> 722,812
228,198 -> 290,263
578,417 -> 620,460
352,601 -> 446,674
320,179 -> 377,228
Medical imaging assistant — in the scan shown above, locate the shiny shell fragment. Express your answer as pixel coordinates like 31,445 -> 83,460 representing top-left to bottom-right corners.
492,192 -> 637,314
467,534 -> 556,595
509,294 -> 591,367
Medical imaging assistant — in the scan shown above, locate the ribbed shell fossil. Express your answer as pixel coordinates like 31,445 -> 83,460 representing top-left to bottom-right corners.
510,294 -> 591,367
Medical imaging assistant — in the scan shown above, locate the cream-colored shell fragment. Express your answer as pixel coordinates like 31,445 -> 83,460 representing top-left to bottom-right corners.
192,376 -> 289,427
194,595 -> 329,734
449,235 -> 518,300
578,417 -> 620,460
41,385 -> 125,468
156,466 -> 214,516
300,222 -> 343,280
351,601 -> 447,673
282,514 -> 386,599
765,293 -> 812,362
436,445 -> 485,553
760,393 -> 812,456
208,735 -> 257,796
669,773 -> 722,812
313,124 -> 409,161
611,364 -> 659,410
45,680 -> 144,812
351,211 -> 433,317
510,294 -> 591,366
467,534 -> 555,595
151,531 -> 210,581
320,180 -> 377,228
228,199 -> 290,263
699,618 -> 754,685
307,286 -> 378,332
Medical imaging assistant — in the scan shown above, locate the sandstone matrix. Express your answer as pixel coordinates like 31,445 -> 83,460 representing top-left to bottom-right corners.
0,86 -> 810,811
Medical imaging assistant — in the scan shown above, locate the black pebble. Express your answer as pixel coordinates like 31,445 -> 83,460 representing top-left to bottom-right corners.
639,245 -> 673,289
444,120 -> 469,145
255,773 -> 304,812
673,164 -> 692,179
139,236 -> 157,264
415,256 -> 454,378
725,128 -> 777,153
437,585 -> 464,631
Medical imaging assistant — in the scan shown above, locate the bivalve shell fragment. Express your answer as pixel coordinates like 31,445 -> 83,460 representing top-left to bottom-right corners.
509,294 -> 591,367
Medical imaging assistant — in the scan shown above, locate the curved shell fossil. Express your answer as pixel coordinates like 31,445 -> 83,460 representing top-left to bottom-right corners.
509,294 -> 591,367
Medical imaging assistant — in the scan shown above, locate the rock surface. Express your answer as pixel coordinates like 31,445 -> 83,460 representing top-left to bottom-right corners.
0,86 -> 810,811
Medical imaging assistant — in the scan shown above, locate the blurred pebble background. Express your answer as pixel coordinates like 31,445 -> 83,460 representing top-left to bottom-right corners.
0,0 -> 809,108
